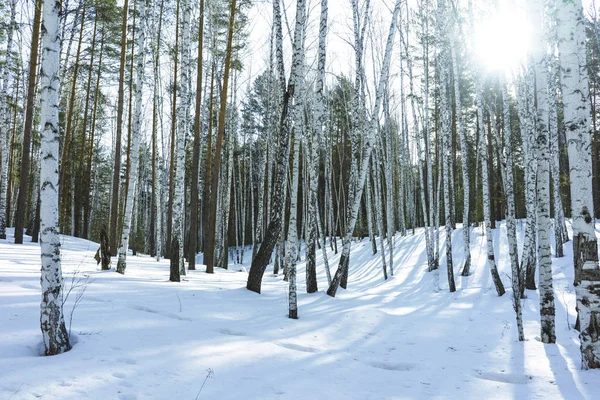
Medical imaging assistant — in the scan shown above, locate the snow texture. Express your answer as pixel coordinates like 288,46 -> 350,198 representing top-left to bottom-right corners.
1,222 -> 600,399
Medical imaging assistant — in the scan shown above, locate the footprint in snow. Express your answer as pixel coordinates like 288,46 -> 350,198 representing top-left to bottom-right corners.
474,370 -> 532,385
275,342 -> 319,353
218,328 -> 247,336
368,360 -> 417,372
112,372 -> 127,379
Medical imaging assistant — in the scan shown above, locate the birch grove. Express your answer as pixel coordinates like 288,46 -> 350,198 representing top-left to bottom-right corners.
2,0 -> 599,368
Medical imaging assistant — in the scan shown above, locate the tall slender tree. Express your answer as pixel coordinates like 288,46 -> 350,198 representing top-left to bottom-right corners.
39,0 -> 71,356
110,0 -> 131,255
14,0 -> 43,244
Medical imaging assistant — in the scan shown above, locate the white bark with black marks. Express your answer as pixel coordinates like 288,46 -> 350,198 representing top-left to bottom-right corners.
39,0 -> 71,356
117,0 -> 148,274
557,0 -> 600,369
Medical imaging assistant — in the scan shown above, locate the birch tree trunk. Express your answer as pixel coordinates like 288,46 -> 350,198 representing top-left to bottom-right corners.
304,0 -> 329,294
502,79 -> 524,341
174,0 -> 191,276
557,0 -> 600,369
189,0 -> 205,270
286,134 -> 301,318
450,37 -> 471,276
246,0 -> 297,294
117,0 -> 147,275
403,15 -> 434,274
438,0 -> 455,292
149,0 -> 164,259
423,2 -> 438,273
39,0 -> 70,356
546,2 -> 567,257
327,0 -> 402,297
285,0 -> 308,307
522,63 -> 539,292
384,91 -> 396,275
478,81 -> 505,297
532,0 -> 556,343
372,148 -> 388,279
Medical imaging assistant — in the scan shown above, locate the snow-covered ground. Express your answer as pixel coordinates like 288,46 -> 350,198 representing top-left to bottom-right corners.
1,222 -> 599,399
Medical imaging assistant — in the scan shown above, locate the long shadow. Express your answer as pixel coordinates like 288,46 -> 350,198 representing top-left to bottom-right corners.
543,344 -> 587,400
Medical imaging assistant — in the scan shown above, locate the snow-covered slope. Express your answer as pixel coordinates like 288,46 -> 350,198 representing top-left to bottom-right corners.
1,224 -> 599,399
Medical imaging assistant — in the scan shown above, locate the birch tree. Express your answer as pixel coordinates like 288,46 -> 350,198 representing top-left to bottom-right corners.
304,0 -> 330,294
117,0 -> 148,274
450,34 -> 471,276
438,0 -> 455,292
327,0 -> 402,297
189,0 -> 206,270
532,0 -> 555,344
246,0 -> 296,294
477,80 -> 505,297
501,79 -> 524,341
557,0 -> 600,369
39,0 -> 71,356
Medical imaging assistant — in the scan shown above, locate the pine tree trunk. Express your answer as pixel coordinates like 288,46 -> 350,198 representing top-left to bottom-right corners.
204,0 -> 237,274
59,6 -> 86,235
0,0 -> 16,240
14,0 -> 42,244
109,0 -> 130,256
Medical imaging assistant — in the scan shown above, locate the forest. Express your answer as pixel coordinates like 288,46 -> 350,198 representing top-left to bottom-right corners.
1,0 -> 600,397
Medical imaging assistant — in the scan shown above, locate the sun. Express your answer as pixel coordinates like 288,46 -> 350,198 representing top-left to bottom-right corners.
474,6 -> 531,72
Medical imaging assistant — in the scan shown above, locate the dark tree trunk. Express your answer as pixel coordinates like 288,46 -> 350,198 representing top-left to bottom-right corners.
100,226 -> 111,270
246,86 -> 293,294
170,238 -> 181,282
110,0 -> 130,256
14,0 -> 42,244
204,0 -> 237,274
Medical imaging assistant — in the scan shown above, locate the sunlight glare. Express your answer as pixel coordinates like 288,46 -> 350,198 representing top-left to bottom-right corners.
474,7 -> 531,71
